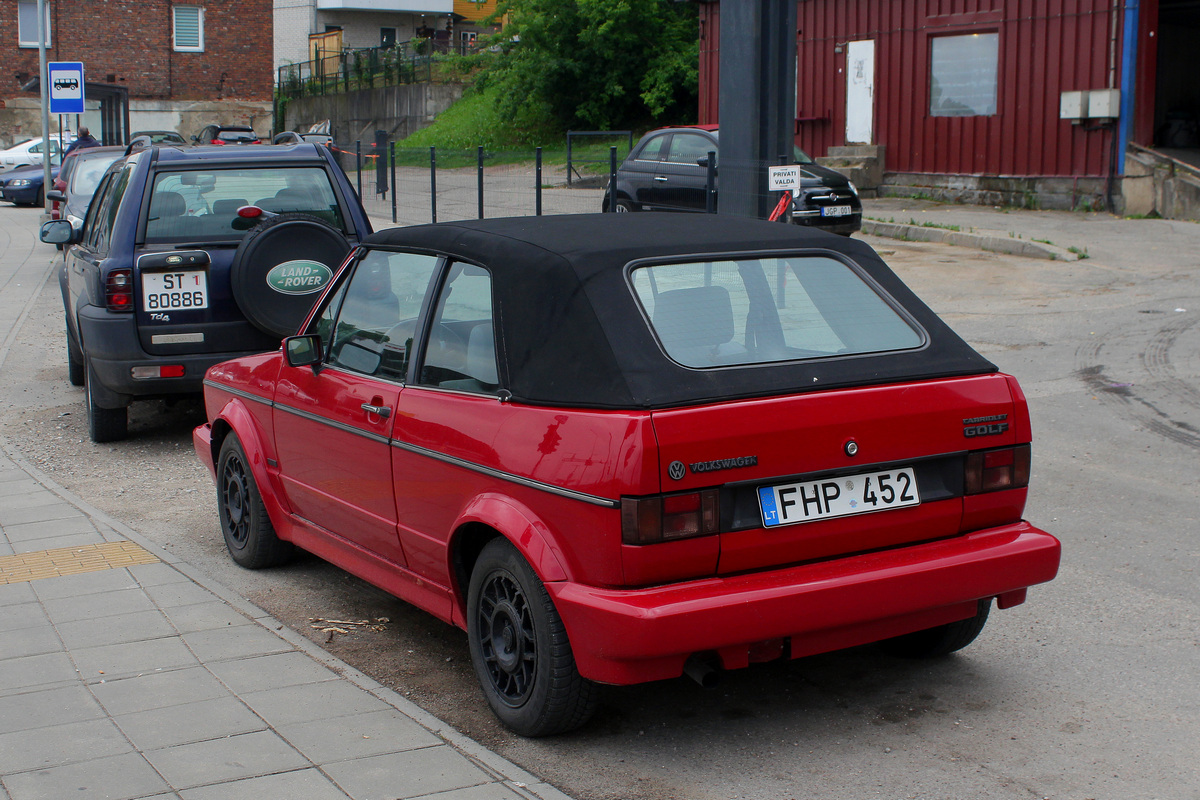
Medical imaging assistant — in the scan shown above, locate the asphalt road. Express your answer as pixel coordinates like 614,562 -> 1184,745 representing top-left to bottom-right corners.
1,202 -> 1197,800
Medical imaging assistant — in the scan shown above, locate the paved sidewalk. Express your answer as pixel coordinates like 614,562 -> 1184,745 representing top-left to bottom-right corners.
0,458 -> 572,800
0,215 -> 570,800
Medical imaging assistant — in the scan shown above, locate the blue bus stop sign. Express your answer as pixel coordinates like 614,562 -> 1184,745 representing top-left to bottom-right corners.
48,62 -> 85,115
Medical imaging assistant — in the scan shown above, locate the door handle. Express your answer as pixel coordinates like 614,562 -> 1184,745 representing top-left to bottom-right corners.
654,176 -> 669,182
361,402 -> 392,419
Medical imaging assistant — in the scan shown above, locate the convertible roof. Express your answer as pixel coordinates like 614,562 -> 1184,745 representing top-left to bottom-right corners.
364,214 -> 996,409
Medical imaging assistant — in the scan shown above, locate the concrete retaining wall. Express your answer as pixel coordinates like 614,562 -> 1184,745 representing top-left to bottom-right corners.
281,83 -> 463,145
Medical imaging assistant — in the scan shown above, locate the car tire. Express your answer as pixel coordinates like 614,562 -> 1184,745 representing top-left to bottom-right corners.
66,322 -> 84,387
35,186 -> 43,208
216,434 -> 293,569
881,599 -> 991,658
229,213 -> 351,339
467,538 -> 598,737
614,199 -> 635,212
84,359 -> 127,443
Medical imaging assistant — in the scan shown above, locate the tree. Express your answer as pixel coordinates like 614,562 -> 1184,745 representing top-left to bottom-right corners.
484,0 -> 699,133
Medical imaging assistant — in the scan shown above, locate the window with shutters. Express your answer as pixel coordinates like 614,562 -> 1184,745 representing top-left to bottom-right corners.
173,5 -> 204,52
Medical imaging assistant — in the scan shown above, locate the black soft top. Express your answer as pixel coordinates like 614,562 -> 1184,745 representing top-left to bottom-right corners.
364,214 -> 996,409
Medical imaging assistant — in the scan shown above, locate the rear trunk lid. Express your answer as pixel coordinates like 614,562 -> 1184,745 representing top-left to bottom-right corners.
649,373 -> 1023,575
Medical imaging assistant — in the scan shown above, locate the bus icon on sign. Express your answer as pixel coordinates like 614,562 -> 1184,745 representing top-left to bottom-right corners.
53,77 -> 79,92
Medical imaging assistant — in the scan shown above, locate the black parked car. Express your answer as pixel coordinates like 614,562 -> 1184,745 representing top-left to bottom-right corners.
602,125 -> 862,235
193,125 -> 261,146
39,142 -> 372,442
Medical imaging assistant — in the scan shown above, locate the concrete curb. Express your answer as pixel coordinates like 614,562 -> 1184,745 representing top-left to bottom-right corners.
862,218 -> 1079,260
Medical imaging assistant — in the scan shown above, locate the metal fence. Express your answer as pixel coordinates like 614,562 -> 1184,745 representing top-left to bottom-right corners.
276,43 -> 434,101
330,141 -> 614,228
327,138 -> 807,230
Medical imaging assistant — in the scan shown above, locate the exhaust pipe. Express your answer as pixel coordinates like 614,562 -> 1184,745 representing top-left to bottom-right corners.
683,655 -> 722,688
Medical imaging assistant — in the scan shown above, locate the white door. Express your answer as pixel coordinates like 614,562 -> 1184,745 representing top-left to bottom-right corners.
845,39 -> 875,144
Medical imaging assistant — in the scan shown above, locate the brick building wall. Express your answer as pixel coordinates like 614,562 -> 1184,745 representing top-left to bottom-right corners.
1,0 -> 273,102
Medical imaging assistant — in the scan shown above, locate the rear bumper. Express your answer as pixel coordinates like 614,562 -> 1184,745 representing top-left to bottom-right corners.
550,521 -> 1060,685
78,305 -> 266,403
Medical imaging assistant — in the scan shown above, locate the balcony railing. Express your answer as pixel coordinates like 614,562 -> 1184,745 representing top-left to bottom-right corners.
276,41 -> 446,100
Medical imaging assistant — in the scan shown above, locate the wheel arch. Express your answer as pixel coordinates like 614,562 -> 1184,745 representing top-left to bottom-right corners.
210,398 -> 292,535
447,494 -> 571,628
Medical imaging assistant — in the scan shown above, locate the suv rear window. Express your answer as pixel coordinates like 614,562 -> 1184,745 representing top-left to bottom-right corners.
630,256 -> 924,368
217,129 -> 257,144
145,167 -> 344,241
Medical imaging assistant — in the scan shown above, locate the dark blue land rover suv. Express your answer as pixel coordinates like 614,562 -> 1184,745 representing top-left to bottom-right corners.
40,142 -> 372,441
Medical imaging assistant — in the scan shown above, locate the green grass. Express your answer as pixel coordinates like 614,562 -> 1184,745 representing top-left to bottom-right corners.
392,86 -> 634,173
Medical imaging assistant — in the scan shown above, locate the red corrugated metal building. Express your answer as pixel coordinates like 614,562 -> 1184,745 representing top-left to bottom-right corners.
699,1 -> 1197,212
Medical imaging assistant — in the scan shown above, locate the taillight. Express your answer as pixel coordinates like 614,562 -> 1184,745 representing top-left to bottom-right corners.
105,268 -> 134,312
964,444 -> 1031,494
621,489 -> 719,544
211,139 -> 224,145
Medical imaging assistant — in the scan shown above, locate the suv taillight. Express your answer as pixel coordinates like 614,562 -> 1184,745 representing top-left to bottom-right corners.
621,489 -> 719,544
105,268 -> 134,312
964,444 -> 1030,494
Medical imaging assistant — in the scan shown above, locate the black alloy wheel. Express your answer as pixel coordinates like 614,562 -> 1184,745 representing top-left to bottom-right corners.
467,539 -> 597,737
478,568 -> 536,704
217,435 -> 293,569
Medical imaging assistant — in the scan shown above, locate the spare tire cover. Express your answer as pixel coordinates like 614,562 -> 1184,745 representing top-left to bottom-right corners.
230,213 -> 351,338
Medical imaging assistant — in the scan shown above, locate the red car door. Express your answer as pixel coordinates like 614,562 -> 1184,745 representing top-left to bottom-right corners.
273,365 -> 404,565
272,249 -> 441,567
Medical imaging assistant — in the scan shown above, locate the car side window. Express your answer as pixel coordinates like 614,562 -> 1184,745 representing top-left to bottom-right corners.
325,250 -> 439,382
81,173 -> 114,249
664,134 -> 713,166
91,165 -> 133,253
85,167 -> 132,255
634,134 -> 668,163
419,262 -> 498,394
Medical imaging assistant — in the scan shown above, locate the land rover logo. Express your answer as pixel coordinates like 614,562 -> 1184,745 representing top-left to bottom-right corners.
668,461 -> 686,481
266,260 -> 332,295
166,255 -> 182,265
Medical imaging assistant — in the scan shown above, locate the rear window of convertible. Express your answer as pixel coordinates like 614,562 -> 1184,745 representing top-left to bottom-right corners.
144,167 -> 344,242
630,255 -> 925,368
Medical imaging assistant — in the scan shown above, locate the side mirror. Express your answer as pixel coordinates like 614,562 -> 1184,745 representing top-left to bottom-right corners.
284,334 -> 323,368
46,189 -> 66,203
39,219 -> 79,245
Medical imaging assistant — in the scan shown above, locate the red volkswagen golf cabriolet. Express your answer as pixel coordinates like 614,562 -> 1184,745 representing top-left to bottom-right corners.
194,213 -> 1060,736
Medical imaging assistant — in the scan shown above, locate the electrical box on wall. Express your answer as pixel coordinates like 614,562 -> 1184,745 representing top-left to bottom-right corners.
1060,91 -> 1087,120
1088,89 -> 1121,119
